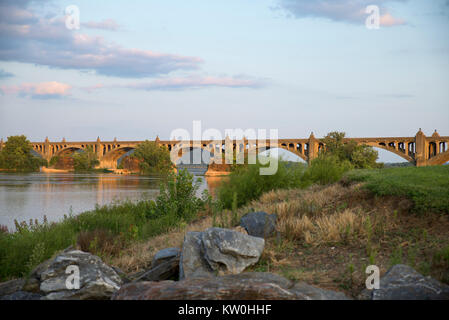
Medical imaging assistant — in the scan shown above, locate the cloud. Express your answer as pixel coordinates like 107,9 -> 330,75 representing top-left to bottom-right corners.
1,81 -> 72,99
276,0 -> 406,26
0,69 -> 14,78
0,3 -> 202,78
82,19 -> 121,31
83,76 -> 266,92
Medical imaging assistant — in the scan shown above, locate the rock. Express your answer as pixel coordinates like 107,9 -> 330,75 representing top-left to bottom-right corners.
240,211 -> 277,238
133,256 -> 180,282
359,264 -> 449,300
0,279 -> 25,297
291,282 -> 351,300
0,291 -> 42,300
201,227 -> 265,275
112,272 -> 350,300
179,232 -> 214,280
29,249 -> 122,300
151,248 -> 180,268
111,266 -> 132,284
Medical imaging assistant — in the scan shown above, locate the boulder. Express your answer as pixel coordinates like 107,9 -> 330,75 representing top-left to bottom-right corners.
0,279 -> 25,297
179,232 -> 214,280
291,282 -> 351,300
151,248 -> 180,268
28,249 -> 122,300
201,228 -> 265,275
359,264 -> 449,300
240,211 -> 277,238
0,291 -> 42,300
112,272 -> 351,300
133,256 -> 180,282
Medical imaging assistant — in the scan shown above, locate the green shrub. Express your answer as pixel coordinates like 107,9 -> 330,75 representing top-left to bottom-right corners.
217,159 -> 306,209
156,169 -> 208,221
303,154 -> 352,186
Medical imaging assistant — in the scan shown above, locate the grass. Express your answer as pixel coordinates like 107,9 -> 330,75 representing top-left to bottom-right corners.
343,166 -> 449,214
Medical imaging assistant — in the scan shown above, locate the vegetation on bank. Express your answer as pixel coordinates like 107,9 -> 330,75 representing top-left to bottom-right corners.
130,140 -> 173,175
0,135 -> 46,172
71,146 -> 99,172
0,169 -> 209,280
343,166 -> 449,214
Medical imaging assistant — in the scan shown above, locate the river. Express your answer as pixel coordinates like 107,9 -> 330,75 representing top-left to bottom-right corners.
0,171 -> 224,232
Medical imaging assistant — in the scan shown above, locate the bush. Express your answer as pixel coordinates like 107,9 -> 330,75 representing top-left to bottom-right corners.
217,159 -> 306,209
156,169 -> 208,221
303,154 -> 352,186
72,146 -> 99,171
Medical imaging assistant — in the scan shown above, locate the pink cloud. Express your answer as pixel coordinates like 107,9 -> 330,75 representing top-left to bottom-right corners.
380,12 -> 406,26
1,81 -> 72,98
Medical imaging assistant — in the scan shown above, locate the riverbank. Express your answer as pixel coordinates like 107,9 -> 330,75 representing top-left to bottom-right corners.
1,166 -> 448,297
108,167 -> 449,297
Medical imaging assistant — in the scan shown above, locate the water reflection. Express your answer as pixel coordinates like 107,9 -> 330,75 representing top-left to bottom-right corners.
0,172 -> 223,231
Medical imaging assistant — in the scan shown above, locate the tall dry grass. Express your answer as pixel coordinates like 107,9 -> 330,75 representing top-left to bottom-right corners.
238,183 -> 397,246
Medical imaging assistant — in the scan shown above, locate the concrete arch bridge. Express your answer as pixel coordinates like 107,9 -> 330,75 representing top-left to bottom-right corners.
1,129 -> 447,170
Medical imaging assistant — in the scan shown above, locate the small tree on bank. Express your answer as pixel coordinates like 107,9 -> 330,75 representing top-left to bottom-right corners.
71,146 -> 99,171
131,140 -> 173,175
322,131 -> 382,169
0,135 -> 46,171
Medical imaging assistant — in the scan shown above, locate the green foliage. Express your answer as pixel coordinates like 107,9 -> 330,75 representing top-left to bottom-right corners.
0,135 -> 46,171
344,166 -> 449,214
49,156 -> 60,167
0,169 -> 208,280
132,140 -> 173,175
217,159 -> 306,209
303,154 -> 352,186
155,169 -> 208,221
322,131 -> 381,169
71,146 -> 99,171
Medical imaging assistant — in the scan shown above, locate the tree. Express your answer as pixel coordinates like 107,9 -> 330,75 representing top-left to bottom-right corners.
322,131 -> 380,169
71,146 -> 99,171
131,141 -> 173,175
0,135 -> 46,171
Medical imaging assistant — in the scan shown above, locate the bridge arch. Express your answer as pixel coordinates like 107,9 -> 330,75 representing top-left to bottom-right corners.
255,145 -> 308,163
54,146 -> 85,158
358,142 -> 415,164
101,146 -> 136,169
426,150 -> 449,166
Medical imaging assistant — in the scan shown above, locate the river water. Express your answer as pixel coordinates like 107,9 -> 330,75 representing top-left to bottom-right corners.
0,171 -> 223,232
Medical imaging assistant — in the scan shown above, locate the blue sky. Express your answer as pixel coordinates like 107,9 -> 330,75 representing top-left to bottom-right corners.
0,0 -> 448,162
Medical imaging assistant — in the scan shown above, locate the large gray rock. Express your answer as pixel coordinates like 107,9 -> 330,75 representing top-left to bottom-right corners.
133,256 -> 180,282
0,279 -> 25,297
359,264 -> 449,300
179,232 -> 214,280
0,291 -> 42,300
152,247 -> 180,268
112,272 -> 351,300
201,228 -> 265,275
29,249 -> 122,300
240,211 -> 277,239
291,282 -> 351,300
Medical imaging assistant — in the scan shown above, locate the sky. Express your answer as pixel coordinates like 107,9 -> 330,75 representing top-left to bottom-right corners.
0,0 -> 448,162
